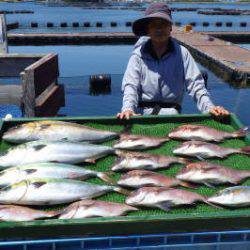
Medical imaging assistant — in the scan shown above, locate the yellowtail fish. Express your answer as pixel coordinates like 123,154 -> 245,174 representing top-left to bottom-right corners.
0,162 -> 116,187
208,186 -> 250,207
0,178 -> 129,205
2,120 -> 119,143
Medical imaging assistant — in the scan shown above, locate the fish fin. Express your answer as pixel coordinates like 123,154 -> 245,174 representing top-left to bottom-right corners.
24,169 -> 37,175
113,187 -> 130,196
180,181 -> 198,189
156,201 -> 173,211
196,155 -> 206,161
32,181 -> 47,189
203,182 -> 216,188
232,127 -> 248,138
97,172 -> 117,185
39,124 -> 51,130
241,146 -> 250,155
33,144 -> 47,151
84,159 -> 96,164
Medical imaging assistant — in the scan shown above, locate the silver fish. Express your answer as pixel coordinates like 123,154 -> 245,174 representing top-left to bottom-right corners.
208,186 -> 250,207
2,120 -> 119,143
113,134 -> 169,150
0,178 -> 129,205
59,200 -> 138,219
168,124 -> 247,142
173,141 -> 250,159
0,205 -> 60,222
176,162 -> 250,186
0,141 -> 115,168
112,151 -> 189,171
126,187 -> 214,211
0,162 -> 116,187
118,170 -> 193,189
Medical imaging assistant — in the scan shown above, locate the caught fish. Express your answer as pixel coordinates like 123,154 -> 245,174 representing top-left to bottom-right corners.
59,200 -> 138,219
0,178 -> 129,205
2,120 -> 119,143
113,133 -> 169,150
173,141 -> 250,159
168,124 -> 248,142
0,162 -> 116,187
112,151 -> 189,171
0,205 -> 60,222
176,162 -> 250,186
208,186 -> 250,207
0,141 -> 115,168
126,187 -> 215,211
118,170 -> 193,189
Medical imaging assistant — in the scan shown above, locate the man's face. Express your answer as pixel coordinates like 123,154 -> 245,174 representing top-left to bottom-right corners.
147,18 -> 172,43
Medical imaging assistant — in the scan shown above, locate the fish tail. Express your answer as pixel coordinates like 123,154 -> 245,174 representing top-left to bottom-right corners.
203,198 -> 223,209
119,124 -> 133,135
180,181 -> 198,189
97,172 -> 117,185
47,208 -> 63,218
240,146 -> 250,155
178,157 -> 190,165
232,127 -> 249,138
113,186 -> 131,196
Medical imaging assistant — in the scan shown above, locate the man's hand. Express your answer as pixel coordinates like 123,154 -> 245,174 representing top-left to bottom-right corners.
209,106 -> 230,117
116,110 -> 141,120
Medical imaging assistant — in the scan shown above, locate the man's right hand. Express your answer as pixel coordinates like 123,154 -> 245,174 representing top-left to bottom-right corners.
116,110 -> 141,120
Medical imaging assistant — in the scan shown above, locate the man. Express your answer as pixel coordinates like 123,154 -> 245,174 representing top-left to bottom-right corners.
117,2 -> 229,120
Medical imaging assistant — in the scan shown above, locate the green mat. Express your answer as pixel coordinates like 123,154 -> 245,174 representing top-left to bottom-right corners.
0,114 -> 249,237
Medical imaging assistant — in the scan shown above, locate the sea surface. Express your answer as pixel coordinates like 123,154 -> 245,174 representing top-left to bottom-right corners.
7,44 -> 250,126
1,2 -> 249,33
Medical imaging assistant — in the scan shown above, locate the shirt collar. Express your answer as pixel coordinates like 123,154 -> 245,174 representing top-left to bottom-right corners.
143,37 -> 174,60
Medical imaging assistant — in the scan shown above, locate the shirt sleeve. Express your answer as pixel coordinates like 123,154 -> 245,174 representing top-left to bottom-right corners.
121,54 -> 141,112
182,47 -> 215,113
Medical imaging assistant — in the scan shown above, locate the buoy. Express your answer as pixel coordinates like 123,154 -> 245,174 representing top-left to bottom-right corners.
84,22 -> 90,27
47,22 -> 53,28
240,22 -> 247,27
111,22 -> 117,27
226,22 -> 232,27
73,22 -> 79,27
215,22 -> 222,27
202,22 -> 209,27
61,22 -> 67,28
31,22 -> 38,28
89,74 -> 111,95
96,22 -> 103,27
125,21 -> 132,27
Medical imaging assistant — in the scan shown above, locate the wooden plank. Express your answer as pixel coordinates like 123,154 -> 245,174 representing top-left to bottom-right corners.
0,14 -> 8,54
35,84 -> 65,117
24,53 -> 59,97
0,84 -> 22,105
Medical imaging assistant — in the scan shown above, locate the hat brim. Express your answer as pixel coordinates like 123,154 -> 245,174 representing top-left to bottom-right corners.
132,13 -> 173,36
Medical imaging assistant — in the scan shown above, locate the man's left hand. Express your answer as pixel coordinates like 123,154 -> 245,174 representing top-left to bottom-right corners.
209,106 -> 230,117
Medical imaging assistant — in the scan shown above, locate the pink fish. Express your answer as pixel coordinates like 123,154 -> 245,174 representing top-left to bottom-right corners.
168,124 -> 247,142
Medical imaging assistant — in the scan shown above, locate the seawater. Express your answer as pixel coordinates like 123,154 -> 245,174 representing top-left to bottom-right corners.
8,45 -> 250,126
1,2 -> 250,33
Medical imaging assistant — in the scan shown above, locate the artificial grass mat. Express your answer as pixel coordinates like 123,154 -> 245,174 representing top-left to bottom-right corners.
0,116 -> 249,222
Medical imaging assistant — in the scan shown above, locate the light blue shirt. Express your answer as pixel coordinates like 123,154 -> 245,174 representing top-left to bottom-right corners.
121,37 -> 215,115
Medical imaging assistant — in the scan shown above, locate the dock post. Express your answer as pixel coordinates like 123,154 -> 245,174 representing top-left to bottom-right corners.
0,14 -> 8,54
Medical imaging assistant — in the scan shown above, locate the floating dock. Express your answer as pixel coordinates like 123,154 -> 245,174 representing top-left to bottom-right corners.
7,30 -> 250,84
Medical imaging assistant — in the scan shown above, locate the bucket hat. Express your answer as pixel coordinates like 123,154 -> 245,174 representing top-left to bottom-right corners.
132,3 -> 172,36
